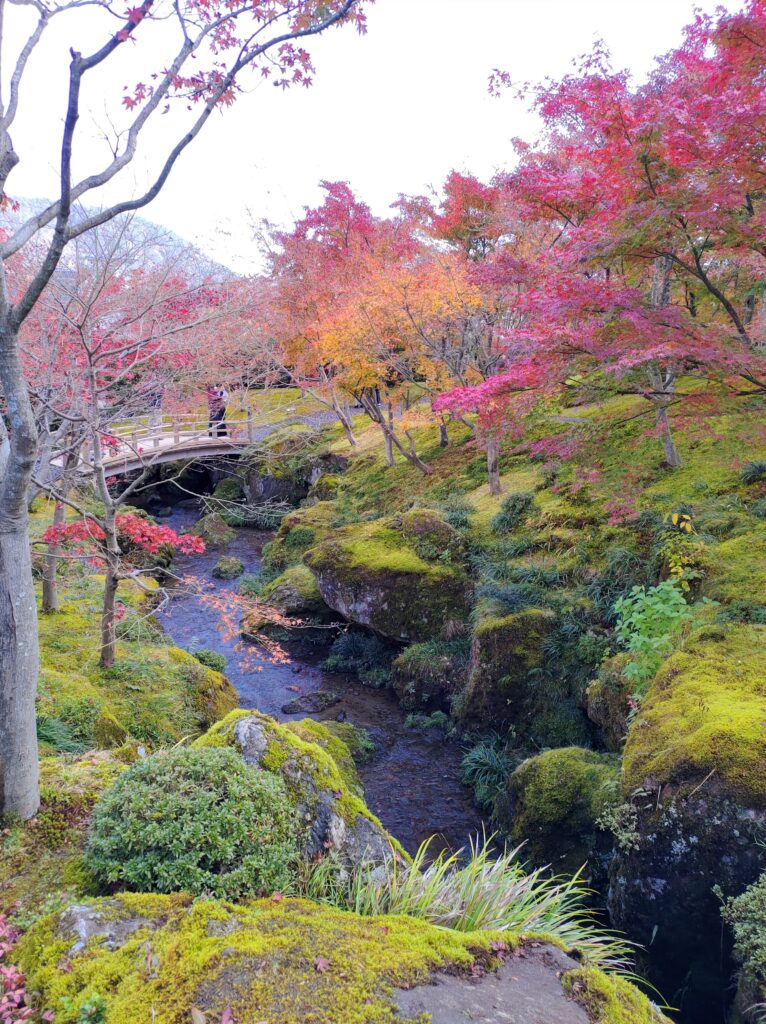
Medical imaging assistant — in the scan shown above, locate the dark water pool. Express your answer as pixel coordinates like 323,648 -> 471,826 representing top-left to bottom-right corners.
156,505 -> 485,855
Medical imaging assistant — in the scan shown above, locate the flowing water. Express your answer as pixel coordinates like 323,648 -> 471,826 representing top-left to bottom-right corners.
157,505 -> 485,855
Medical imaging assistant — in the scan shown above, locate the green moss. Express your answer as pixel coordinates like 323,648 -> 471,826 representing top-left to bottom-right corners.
585,653 -> 633,752
211,556 -> 245,580
399,508 -> 466,562
190,513 -> 235,549
563,967 -> 670,1023
192,711 -> 386,835
212,476 -> 244,502
264,502 -> 336,569
0,754 -> 123,919
260,565 -> 327,615
456,608 -> 557,729
704,527 -> 766,609
303,521 -> 470,642
499,748 -> 619,879
17,895 -> 503,1024
37,576 -> 237,749
622,623 -> 766,804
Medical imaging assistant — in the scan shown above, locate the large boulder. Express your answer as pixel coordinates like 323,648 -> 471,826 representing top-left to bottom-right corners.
189,512 -> 235,549
495,747 -> 619,885
455,605 -> 588,746
303,520 -> 471,643
193,710 -> 397,869
17,894 -> 670,1024
608,623 -> 766,1022
263,501 -> 336,570
584,653 -> 633,752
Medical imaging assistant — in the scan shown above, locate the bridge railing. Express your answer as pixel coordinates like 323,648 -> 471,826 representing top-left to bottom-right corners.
103,410 -> 258,455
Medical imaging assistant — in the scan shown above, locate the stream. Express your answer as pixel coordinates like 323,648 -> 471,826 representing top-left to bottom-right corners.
157,505 -> 485,855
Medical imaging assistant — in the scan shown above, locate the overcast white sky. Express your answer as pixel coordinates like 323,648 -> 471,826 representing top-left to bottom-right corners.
3,0 -> 739,273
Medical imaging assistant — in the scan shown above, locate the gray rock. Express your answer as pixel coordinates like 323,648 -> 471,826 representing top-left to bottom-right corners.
56,902 -> 159,955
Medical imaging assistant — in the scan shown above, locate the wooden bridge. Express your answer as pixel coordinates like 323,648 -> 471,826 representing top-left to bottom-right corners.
78,409 -> 336,478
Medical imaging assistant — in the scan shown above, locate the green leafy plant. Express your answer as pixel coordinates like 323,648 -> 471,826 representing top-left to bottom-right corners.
614,581 -> 691,695
192,648 -> 226,673
460,733 -> 517,811
305,834 -> 634,975
85,747 -> 299,899
36,714 -> 85,753
491,492 -> 537,534
741,461 -> 766,486
322,630 -> 394,686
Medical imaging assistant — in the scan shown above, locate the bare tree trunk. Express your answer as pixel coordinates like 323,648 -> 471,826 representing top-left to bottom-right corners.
655,400 -> 682,468
100,509 -> 120,669
439,419 -> 449,447
0,323 -> 40,820
648,257 -> 682,468
42,500 -> 66,613
486,435 -> 502,496
382,428 -> 394,467
332,395 -> 358,447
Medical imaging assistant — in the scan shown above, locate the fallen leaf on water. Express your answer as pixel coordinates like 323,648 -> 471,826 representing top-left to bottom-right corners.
314,956 -> 331,973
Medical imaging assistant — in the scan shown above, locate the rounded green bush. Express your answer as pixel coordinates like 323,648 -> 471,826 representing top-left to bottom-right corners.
85,747 -> 299,899
193,648 -> 226,673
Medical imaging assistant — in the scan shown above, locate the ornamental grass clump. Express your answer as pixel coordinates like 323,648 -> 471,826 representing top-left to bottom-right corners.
85,747 -> 299,899
306,834 -> 634,976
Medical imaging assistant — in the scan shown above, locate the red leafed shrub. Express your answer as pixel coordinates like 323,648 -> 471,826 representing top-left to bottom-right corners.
42,513 -> 204,561
0,912 -> 35,1024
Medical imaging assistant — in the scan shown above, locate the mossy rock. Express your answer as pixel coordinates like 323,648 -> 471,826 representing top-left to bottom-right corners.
621,623 -> 766,802
390,638 -> 469,711
584,653 -> 633,752
91,711 -> 129,749
193,710 -> 398,868
399,507 -> 466,563
17,895 -> 669,1024
308,472 -> 341,501
211,555 -> 245,580
609,624 -> 766,1018
303,521 -> 471,643
190,513 -> 235,549
260,565 -> 333,619
456,607 -> 556,730
496,747 -> 619,883
212,476 -> 244,502
264,502 -> 336,570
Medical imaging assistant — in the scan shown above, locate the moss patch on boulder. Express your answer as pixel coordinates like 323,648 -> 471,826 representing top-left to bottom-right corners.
193,710 -> 399,867
303,521 -> 470,642
211,555 -> 245,580
16,895 -> 500,1024
456,607 -> 557,731
189,512 -> 235,549
622,623 -> 766,803
263,502 -> 336,570
497,747 -> 619,882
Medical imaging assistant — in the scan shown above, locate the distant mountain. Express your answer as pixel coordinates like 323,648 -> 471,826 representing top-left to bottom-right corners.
1,197 -> 238,282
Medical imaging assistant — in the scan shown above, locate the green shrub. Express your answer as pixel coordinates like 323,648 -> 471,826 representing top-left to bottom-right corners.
750,499 -> 766,520
193,648 -> 226,673
322,630 -> 395,686
722,872 -> 766,1003
460,732 -> 516,811
85,747 -> 299,899
439,495 -> 473,530
491,492 -> 537,534
614,580 -> 690,696
284,525 -> 316,550
741,461 -> 766,486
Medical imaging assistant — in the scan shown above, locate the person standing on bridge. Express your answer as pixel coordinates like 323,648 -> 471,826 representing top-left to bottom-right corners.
207,385 -> 229,438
